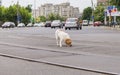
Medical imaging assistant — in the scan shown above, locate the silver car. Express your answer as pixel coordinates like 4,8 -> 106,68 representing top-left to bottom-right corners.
51,20 -> 63,28
2,22 -> 15,28
65,18 -> 82,30
17,23 -> 25,27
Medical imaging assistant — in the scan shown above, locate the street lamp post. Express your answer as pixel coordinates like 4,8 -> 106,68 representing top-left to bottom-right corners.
17,0 -> 20,25
34,0 -> 36,23
91,0 -> 94,25
104,9 -> 107,25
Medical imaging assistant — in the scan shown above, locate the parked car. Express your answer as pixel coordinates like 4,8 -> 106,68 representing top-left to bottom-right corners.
44,21 -> 51,27
39,22 -> 45,27
51,20 -> 63,28
65,18 -> 82,30
89,21 -> 93,25
27,23 -> 33,27
82,20 -> 88,26
34,23 -> 41,27
2,22 -> 15,28
17,23 -> 25,27
94,21 -> 102,26
34,22 -> 45,27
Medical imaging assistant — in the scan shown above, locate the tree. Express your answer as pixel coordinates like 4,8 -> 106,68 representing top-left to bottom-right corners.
39,16 -> 46,22
0,5 -> 32,25
47,13 -> 56,21
25,4 -> 32,12
19,7 -> 31,24
5,5 -> 17,23
0,6 -> 6,21
110,0 -> 120,10
82,7 -> 92,20
93,6 -> 104,22
47,13 -> 66,21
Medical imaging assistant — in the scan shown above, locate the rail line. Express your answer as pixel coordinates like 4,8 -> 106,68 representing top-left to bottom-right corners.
0,42 -> 118,75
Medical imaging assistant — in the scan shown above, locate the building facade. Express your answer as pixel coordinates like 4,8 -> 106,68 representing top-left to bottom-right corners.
32,2 -> 80,19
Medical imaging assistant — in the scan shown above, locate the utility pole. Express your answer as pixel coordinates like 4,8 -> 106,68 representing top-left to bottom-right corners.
0,0 -> 2,6
34,0 -> 36,23
108,0 -> 111,26
91,0 -> 94,25
17,0 -> 20,25
104,9 -> 107,25
104,0 -> 108,25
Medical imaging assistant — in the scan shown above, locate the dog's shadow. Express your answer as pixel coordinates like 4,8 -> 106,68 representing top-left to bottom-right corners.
48,45 -> 71,47
57,45 -> 73,47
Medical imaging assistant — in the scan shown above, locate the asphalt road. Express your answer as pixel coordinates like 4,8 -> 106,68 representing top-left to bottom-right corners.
1,55 -> 106,75
0,26 -> 120,56
0,26 -> 120,75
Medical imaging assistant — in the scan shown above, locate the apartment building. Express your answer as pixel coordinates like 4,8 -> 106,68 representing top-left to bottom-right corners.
33,2 -> 80,18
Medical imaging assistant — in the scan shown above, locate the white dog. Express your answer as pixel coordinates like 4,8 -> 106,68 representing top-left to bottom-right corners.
55,29 -> 72,47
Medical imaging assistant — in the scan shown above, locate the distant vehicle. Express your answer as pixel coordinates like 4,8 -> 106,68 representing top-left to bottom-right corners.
65,18 -> 82,30
89,21 -> 93,25
94,21 -> 102,26
17,23 -> 25,27
82,20 -> 88,26
62,21 -> 65,26
2,22 -> 15,28
27,23 -> 33,27
39,22 -> 45,27
45,21 -> 51,27
34,23 -> 41,27
51,20 -> 63,28
34,22 -> 45,27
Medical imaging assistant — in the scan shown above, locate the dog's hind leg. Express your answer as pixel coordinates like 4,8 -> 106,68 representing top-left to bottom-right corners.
59,39 -> 63,47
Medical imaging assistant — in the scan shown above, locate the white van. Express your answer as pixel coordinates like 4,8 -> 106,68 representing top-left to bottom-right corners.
82,20 -> 88,26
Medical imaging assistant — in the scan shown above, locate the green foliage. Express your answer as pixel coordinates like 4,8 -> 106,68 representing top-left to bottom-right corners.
110,0 -> 120,10
39,16 -> 46,22
19,7 -> 31,24
93,6 -> 104,22
47,13 -> 56,21
47,13 -> 65,21
82,7 -> 92,20
25,4 -> 32,12
5,5 -> 17,23
0,5 -> 32,25
0,6 -> 6,21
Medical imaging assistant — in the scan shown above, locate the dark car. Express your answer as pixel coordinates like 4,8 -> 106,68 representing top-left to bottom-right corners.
2,22 -> 15,28
45,21 -> 51,27
62,21 -> 65,26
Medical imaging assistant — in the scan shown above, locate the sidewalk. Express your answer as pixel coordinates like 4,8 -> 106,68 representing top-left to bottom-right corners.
104,25 -> 120,30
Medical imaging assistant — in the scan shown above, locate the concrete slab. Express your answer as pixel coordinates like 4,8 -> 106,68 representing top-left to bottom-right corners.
39,54 -> 120,74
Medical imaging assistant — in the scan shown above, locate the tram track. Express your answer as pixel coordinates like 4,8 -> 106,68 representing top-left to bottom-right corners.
0,42 -> 118,75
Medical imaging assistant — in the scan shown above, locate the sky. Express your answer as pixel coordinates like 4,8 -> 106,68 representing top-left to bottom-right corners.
2,0 -> 97,12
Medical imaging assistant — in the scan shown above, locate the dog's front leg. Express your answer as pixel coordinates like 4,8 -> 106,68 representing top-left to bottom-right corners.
59,39 -> 62,47
55,35 -> 59,46
56,39 -> 59,46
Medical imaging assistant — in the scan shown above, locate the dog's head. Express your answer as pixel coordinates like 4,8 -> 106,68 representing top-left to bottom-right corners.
65,38 -> 72,47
